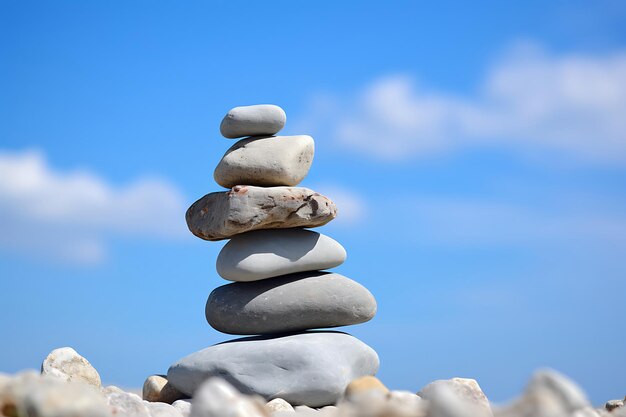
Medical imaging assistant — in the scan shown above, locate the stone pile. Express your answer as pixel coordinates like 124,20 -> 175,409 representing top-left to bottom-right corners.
5,347 -> 620,417
166,104 -> 380,407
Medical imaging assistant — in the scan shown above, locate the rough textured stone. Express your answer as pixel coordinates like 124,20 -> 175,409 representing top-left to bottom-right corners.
0,372 -> 110,417
168,332 -> 379,407
217,229 -> 346,282
214,135 -> 314,188
105,390 -> 150,417
206,271 -> 376,334
493,369 -> 590,417
606,400 -> 624,411
220,104 -> 286,139
266,398 -> 295,413
419,378 -> 492,417
427,383 -> 491,417
189,378 -> 268,417
41,347 -> 102,388
344,376 -> 389,402
186,186 -> 337,241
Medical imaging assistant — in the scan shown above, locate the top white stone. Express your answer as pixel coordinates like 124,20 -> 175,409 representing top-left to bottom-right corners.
220,104 -> 287,139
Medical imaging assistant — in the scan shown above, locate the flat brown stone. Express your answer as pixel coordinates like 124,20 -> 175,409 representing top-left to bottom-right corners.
186,185 -> 337,241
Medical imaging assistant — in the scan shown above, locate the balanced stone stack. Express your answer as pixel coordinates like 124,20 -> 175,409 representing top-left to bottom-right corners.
167,104 -> 379,407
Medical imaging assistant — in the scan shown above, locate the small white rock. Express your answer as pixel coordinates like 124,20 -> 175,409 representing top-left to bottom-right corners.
41,347 -> 102,387
493,369 -> 590,417
1,372 -> 110,417
427,384 -> 491,417
146,401 -> 184,417
294,405 -> 318,415
419,378 -> 492,417
266,397 -> 295,413
172,399 -> 192,417
190,378 -> 268,417
106,390 -> 151,417
388,390 -> 424,409
220,104 -> 287,139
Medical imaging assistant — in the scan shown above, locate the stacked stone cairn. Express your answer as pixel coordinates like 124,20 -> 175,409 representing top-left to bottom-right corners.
166,104 -> 380,407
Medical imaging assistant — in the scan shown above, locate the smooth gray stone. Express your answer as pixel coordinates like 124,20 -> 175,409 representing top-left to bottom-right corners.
205,271 -> 376,334
167,332 -> 380,408
216,229 -> 347,282
186,186 -> 337,241
214,135 -> 314,188
220,104 -> 286,139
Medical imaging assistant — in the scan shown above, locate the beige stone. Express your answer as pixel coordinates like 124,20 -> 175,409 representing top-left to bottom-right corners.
186,186 -> 336,241
214,135 -> 314,188
345,376 -> 389,399
143,375 -> 186,404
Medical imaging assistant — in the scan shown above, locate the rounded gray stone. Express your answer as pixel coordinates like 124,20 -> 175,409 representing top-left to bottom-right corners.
205,271 -> 376,334
216,229 -> 347,282
167,332 -> 380,407
214,135 -> 314,188
220,104 -> 286,139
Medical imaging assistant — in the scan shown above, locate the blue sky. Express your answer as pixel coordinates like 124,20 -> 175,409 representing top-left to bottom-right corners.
1,0 -> 625,405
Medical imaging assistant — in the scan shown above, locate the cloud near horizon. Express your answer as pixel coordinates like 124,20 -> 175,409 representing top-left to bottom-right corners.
305,42 -> 626,164
0,150 -> 187,264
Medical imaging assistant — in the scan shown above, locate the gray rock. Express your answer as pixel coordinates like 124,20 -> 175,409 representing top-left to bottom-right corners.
168,332 -> 379,407
190,378 -> 268,417
41,347 -> 102,388
217,229 -> 346,282
214,135 -> 314,188
220,104 -> 287,139
606,399 -> 624,411
493,369 -> 589,417
186,186 -> 337,241
419,378 -> 492,417
206,271 -> 376,334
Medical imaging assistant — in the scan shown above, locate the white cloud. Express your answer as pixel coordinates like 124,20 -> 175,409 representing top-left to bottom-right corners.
0,150 -> 187,264
322,42 -> 626,164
